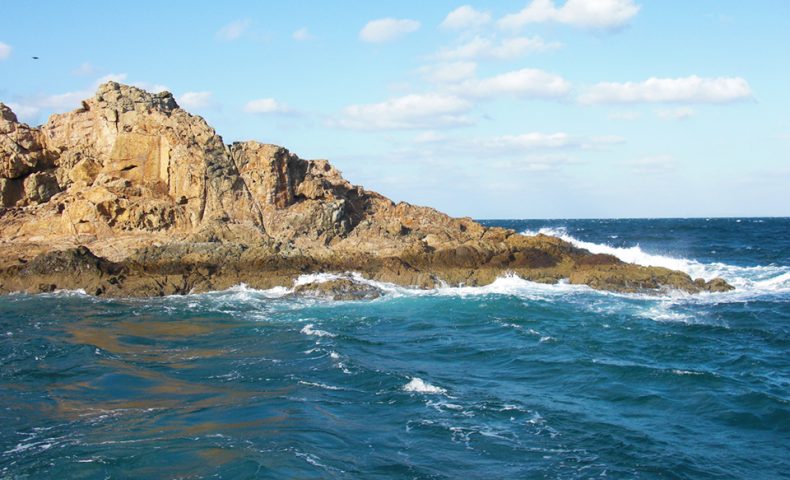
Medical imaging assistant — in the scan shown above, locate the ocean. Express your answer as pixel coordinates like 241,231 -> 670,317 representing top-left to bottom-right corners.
1,218 -> 788,479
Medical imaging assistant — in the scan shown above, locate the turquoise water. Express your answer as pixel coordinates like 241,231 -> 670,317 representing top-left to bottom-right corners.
1,218 -> 788,479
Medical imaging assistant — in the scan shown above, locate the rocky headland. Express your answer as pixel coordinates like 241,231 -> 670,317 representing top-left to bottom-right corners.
0,82 -> 733,297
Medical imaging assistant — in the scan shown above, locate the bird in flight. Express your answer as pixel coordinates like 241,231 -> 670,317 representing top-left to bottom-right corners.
32,56 -> 39,60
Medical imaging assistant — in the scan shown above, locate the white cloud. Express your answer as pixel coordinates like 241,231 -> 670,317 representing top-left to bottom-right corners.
419,61 -> 477,83
579,76 -> 753,104
625,155 -> 676,173
413,131 -> 448,143
471,132 -> 622,153
440,6 -> 492,30
359,18 -> 420,43
656,107 -> 695,120
217,19 -> 251,41
338,93 -> 472,130
477,132 -> 575,150
6,103 -> 39,122
608,110 -> 641,121
587,135 -> 626,146
292,27 -> 314,41
72,62 -> 96,76
97,73 -> 129,85
435,35 -> 560,61
492,154 -> 577,173
0,42 -> 10,60
243,98 -> 291,114
131,81 -> 169,94
451,68 -> 571,99
499,0 -> 640,30
179,91 -> 214,109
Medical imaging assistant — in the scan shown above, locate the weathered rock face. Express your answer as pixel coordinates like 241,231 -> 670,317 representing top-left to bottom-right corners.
0,82 -> 734,297
0,104 -> 58,207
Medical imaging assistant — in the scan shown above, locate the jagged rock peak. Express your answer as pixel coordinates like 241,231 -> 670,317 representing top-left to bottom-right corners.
0,82 -> 735,296
0,103 -> 18,123
92,81 -> 179,114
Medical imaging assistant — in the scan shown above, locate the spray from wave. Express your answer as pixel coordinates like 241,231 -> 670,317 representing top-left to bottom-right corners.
522,227 -> 790,294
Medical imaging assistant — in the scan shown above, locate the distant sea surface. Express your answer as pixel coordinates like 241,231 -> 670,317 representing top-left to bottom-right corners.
1,218 -> 788,479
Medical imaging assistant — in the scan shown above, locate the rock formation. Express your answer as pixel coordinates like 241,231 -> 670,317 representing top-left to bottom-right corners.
0,82 -> 733,296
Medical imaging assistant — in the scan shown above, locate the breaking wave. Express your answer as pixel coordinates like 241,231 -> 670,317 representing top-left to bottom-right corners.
523,226 -> 790,295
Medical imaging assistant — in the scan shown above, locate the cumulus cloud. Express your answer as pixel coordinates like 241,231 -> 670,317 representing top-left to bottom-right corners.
499,0 -> 640,30
217,19 -> 251,41
178,91 -> 214,109
0,42 -> 10,60
6,103 -> 38,121
419,61 -> 477,83
579,75 -> 753,104
292,27 -> 314,41
440,5 -> 492,30
451,68 -> 571,99
360,18 -> 421,43
243,98 -> 291,114
337,93 -> 473,130
435,35 -> 560,61
656,107 -> 695,120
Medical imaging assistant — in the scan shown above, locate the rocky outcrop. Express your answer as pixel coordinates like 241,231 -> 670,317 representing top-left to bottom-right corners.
292,278 -> 384,301
0,82 -> 734,297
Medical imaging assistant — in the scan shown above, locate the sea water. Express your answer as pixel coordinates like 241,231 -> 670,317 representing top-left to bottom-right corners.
1,218 -> 788,479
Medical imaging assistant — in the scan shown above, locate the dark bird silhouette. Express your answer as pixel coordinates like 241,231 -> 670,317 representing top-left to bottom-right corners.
32,56 -> 39,60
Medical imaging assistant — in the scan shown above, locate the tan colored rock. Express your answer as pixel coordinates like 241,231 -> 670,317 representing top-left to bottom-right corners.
0,82 -> 734,297
0,103 -> 54,180
292,278 -> 383,301
22,171 -> 60,204
68,157 -> 102,184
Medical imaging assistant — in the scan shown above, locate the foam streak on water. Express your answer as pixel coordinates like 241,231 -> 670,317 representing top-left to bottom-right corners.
1,218 -> 788,479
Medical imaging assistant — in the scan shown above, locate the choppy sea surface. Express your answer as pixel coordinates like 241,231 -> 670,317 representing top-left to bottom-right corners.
1,218 -> 788,479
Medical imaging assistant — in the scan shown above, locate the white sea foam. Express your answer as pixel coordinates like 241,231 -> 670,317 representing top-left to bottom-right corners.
523,226 -> 790,296
638,305 -> 693,323
298,380 -> 343,391
300,323 -> 335,338
403,377 -> 447,395
293,272 -> 345,287
174,225 -> 787,308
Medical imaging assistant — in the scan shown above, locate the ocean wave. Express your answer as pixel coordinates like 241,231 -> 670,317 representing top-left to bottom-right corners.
523,227 -> 790,295
403,377 -> 447,395
298,380 -> 344,391
129,240 -> 786,308
300,324 -> 335,338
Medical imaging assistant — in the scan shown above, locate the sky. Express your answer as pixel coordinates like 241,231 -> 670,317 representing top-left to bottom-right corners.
1,0 -> 788,219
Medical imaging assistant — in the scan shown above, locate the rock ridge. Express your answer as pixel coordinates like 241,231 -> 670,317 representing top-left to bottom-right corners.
0,82 -> 733,296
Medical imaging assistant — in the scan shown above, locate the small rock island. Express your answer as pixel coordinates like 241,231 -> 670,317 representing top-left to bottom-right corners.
0,82 -> 732,297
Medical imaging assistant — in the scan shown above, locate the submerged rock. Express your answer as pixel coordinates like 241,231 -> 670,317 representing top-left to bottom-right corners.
292,278 -> 383,301
0,83 -> 734,297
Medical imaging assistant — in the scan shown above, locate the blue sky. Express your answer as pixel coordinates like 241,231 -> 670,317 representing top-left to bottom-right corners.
1,0 -> 788,218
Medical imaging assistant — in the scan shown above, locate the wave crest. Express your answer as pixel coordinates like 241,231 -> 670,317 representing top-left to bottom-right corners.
524,227 -> 789,295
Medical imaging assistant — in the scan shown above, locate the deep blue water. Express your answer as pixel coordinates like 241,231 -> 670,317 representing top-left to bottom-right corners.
1,218 -> 788,479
